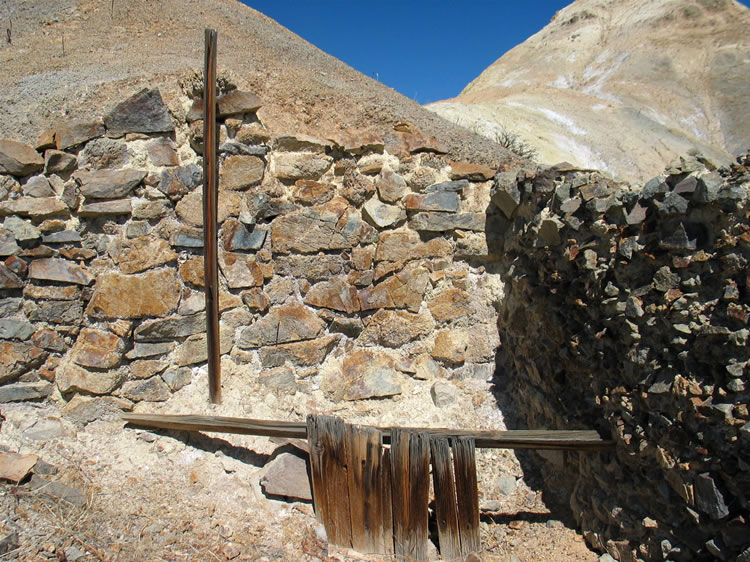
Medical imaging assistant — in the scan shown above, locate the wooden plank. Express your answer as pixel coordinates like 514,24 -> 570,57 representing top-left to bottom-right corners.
407,431 -> 430,561
430,437 -> 461,560
202,28 -> 221,404
122,414 -> 615,451
390,428 -> 410,559
320,416 -> 352,548
306,415 -> 330,533
380,446 -> 394,556
346,424 -> 383,554
452,437 -> 480,555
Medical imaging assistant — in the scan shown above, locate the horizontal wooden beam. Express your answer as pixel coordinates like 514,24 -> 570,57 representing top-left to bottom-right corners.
122,413 -> 615,451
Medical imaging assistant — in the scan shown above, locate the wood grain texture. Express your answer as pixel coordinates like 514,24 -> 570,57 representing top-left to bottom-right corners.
122,414 -> 615,450
380,446 -> 394,556
452,437 -> 480,555
306,415 -> 330,532
320,416 -> 352,547
407,431 -> 430,561
430,436 -> 461,560
345,424 -> 383,554
390,428 -> 410,559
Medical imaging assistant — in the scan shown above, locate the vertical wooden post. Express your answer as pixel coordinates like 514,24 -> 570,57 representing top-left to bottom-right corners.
452,437 -> 480,554
430,436 -> 461,559
203,28 -> 221,404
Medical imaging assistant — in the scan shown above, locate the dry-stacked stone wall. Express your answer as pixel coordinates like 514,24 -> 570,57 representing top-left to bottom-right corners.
0,86 -> 503,416
491,154 -> 750,561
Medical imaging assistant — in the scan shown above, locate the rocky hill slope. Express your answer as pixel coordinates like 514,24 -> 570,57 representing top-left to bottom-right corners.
427,0 -> 750,183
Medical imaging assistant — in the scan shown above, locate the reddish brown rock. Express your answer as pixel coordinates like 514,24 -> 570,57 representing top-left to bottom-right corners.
259,335 -> 339,368
75,168 -> 147,200
238,303 -> 324,348
54,120 -> 105,150
220,155 -> 265,190
374,230 -> 452,263
0,342 -> 47,384
219,251 -> 264,289
87,269 -> 181,319
180,256 -> 205,287
0,139 -> 44,176
147,137 -> 179,167
0,263 -> 23,289
304,278 -> 360,313
358,309 -> 435,347
358,262 -> 430,312
241,288 -> 270,312
71,328 -> 125,369
29,258 -> 94,286
0,197 -> 70,220
59,247 -> 97,261
109,236 -> 177,274
293,180 -> 335,206
129,360 -> 169,380
428,288 -> 473,322
449,161 -> 495,181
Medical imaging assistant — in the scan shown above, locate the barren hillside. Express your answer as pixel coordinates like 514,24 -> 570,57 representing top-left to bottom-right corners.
428,0 -> 750,183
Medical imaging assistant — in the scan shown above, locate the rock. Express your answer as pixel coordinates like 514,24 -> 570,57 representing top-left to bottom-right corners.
449,161 -> 494,181
304,278 -> 360,313
243,192 -> 297,222
359,262 -> 430,313
238,303 -> 324,348
173,328 -> 233,366
658,191 -> 689,215
329,316 -> 364,338
404,191 -> 459,213
273,152 -> 332,181
0,139 -> 44,176
130,199 -> 168,220
413,354 -> 442,380
260,452 -> 312,501
694,473 -> 729,520
375,168 -> 408,203
0,318 -> 34,340
135,313 -> 206,341
175,188 -> 240,227
271,200 -> 374,254
104,88 -> 174,136
0,451 -> 38,482
78,198 -> 132,217
363,197 -> 406,228
29,258 -> 94,285
161,367 -> 193,391
375,230 -> 451,263
170,230 -> 204,248
77,137 -> 129,169
0,381 -> 52,402
258,335 -> 339,368
0,228 -> 19,256
75,168 -> 146,199
146,137 -> 179,167
0,197 -> 70,219
4,255 -> 26,276
660,222 -> 696,251
158,164 -> 202,200
23,284 -> 79,301
333,349 -> 402,401
258,366 -> 297,390
492,172 -> 522,218
430,381 -> 456,407
222,219 -> 266,251
424,179 -> 470,194
130,360 -> 169,380
3,215 -> 40,243
28,475 -> 86,506
241,288 -> 270,312
341,169 -> 375,204
272,134 -> 330,153
359,309 -> 434,347
54,120 -> 105,149
42,230 -> 81,244
217,90 -> 263,117
293,180 -> 335,206
0,264 -> 22,289
428,288 -> 472,322
220,155 -> 265,190
56,363 -> 122,395
125,342 -> 175,359
695,172 -> 723,203
219,141 -> 269,157
26,300 -> 82,324
432,329 -> 469,363
70,328 -> 124,369
653,266 -> 680,291
108,236 -> 177,274
538,217 -> 564,246
329,130 -> 384,155
180,257 -> 205,287
87,269 -> 181,318
274,254 -> 344,281
119,376 -> 172,402
219,251 -> 265,289
22,175 -> 55,197
409,212 -> 485,232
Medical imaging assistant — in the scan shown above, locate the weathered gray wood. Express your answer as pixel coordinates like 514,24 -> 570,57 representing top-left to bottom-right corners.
306,415 -> 330,533
380,446 -> 394,556
430,436 -> 461,560
452,437 -> 480,555
346,424 -> 383,554
320,416 -> 352,547
407,431 -> 430,561
390,428 -> 410,559
122,414 -> 615,451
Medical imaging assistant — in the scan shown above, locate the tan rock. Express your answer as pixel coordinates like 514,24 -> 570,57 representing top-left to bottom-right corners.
87,269 -> 181,319
374,230 -> 452,263
0,139 -> 44,176
130,360 -> 169,379
109,236 -> 177,274
0,341 -> 47,384
238,303 -> 324,348
56,363 -> 123,395
180,256 -> 205,287
323,349 -> 402,401
0,451 -> 39,483
304,277 -> 360,313
359,262 -> 430,313
175,188 -> 241,227
375,168 -> 408,203
28,258 -> 94,286
78,199 -> 132,217
273,152 -> 332,181
293,180 -> 335,206
54,120 -> 104,150
351,246 -> 374,270
0,197 -> 70,220
449,161 -> 495,181
272,133 -> 331,153
241,288 -> 270,312
258,335 -> 339,368
358,309 -> 435,347
23,284 -> 80,301
432,329 -> 469,363
220,155 -> 265,190
71,328 -> 125,369
219,251 -> 264,289
428,288 -> 473,323
174,326 -> 233,366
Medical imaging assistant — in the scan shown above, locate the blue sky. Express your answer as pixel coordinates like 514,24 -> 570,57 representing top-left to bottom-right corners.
243,1 -> 750,105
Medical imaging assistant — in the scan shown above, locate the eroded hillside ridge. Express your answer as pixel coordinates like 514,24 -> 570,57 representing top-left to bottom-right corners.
428,0 -> 750,183
491,153 -> 750,560
0,85 -> 504,425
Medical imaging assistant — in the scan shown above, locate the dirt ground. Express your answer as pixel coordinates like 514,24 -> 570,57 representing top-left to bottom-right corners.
1,363 -> 599,561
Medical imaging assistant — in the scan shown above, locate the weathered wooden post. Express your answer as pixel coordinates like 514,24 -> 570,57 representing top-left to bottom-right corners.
203,28 -> 221,404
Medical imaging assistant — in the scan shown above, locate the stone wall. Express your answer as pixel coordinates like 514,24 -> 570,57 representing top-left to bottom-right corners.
0,86 -> 502,416
491,154 -> 750,561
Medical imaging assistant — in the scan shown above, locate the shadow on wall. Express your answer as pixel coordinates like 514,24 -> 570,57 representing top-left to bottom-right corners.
485,154 -> 750,562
